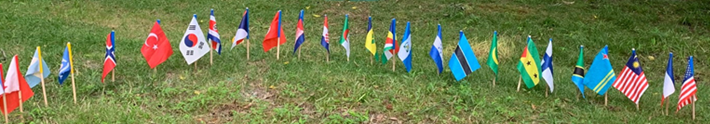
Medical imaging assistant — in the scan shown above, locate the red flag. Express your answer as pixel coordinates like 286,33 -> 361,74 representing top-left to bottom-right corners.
1,55 -> 34,115
141,22 -> 173,69
262,11 -> 286,52
102,32 -> 116,83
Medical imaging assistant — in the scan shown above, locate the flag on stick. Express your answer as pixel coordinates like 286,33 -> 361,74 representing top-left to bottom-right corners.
232,8 -> 250,48
612,49 -> 649,104
365,16 -> 376,56
58,44 -> 72,84
429,24 -> 444,74
398,22 -> 412,72
381,19 -> 396,64
677,56 -> 697,111
262,11 -> 286,53
486,31 -> 499,76
179,14 -> 210,65
1,55 -> 35,115
517,36 -> 541,89
25,47 -> 50,88
293,10 -> 306,55
572,45 -> 586,98
340,14 -> 351,60
662,53 -> 675,105
583,45 -> 616,95
448,31 -> 481,81
541,38 -> 554,92
142,21 -> 173,69
208,9 -> 222,55
321,15 -> 330,54
102,31 -> 116,82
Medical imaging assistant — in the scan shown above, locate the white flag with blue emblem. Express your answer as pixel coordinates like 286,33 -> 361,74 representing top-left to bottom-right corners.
179,14 -> 210,65
58,45 -> 72,85
397,22 -> 412,72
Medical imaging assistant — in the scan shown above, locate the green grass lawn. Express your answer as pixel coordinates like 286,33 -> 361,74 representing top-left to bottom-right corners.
1,0 -> 709,123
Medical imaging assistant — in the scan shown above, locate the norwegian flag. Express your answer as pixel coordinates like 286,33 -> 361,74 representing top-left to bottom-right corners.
208,9 -> 222,54
677,56 -> 697,111
101,31 -> 116,83
612,49 -> 648,104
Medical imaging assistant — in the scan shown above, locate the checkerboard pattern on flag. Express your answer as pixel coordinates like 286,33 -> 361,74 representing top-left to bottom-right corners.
612,49 -> 648,104
677,56 -> 697,111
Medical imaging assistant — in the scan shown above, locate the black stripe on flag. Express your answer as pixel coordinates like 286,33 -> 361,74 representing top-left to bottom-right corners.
455,46 -> 472,74
573,66 -> 585,77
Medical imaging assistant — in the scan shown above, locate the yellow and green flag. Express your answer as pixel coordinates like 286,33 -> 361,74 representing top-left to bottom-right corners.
517,36 -> 541,88
365,16 -> 376,55
486,31 -> 499,77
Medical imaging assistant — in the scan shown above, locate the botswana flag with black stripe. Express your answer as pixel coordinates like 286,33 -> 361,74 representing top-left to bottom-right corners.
448,31 -> 481,81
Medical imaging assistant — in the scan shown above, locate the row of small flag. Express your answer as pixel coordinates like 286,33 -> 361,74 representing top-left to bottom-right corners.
0,8 -> 698,119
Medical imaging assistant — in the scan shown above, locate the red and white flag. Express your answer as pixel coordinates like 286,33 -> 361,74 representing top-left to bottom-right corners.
1,55 -> 34,115
677,56 -> 697,111
141,21 -> 173,69
612,49 -> 648,104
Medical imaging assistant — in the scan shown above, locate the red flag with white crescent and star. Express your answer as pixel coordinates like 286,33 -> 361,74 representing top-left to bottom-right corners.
141,21 -> 174,69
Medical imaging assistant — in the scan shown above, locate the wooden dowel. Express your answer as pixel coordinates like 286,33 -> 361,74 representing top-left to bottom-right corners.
492,78 -> 496,88
194,61 -> 198,71
277,38 -> 280,60
3,94 -> 8,123
391,59 -> 395,71
605,94 -> 608,106
19,90 -> 23,123
545,87 -> 549,97
111,70 -> 115,82
516,76 -> 522,92
71,71 -> 77,104
692,95 -> 696,120
210,48 -> 213,65
665,99 -> 669,115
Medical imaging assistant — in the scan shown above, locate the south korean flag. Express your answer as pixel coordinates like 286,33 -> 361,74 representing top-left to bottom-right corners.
180,14 -> 210,65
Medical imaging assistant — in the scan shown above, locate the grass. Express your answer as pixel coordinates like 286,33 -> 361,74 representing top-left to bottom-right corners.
0,0 -> 709,123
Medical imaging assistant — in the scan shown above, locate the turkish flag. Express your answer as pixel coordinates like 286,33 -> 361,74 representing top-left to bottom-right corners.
142,22 -> 174,69
262,11 -> 287,52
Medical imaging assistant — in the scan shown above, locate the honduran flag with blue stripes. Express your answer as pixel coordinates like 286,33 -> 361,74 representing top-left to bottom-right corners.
448,31 -> 481,81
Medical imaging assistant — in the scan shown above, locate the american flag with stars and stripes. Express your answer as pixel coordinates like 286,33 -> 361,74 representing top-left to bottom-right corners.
677,56 -> 697,111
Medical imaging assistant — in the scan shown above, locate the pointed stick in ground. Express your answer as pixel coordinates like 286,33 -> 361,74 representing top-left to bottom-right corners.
516,76 -> 522,92
18,90 -> 23,123
3,93 -> 8,123
277,38 -> 281,60
111,70 -> 115,82
37,46 -> 48,107
545,87 -> 549,97
604,94 -> 608,106
391,59 -> 395,71
246,39 -> 250,60
665,99 -> 669,115
68,42 -> 77,104
692,95 -> 696,120
492,78 -> 496,88
210,47 -> 213,65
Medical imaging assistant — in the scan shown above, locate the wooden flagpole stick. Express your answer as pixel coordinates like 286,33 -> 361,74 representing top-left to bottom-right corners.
246,39 -> 250,60
18,90 -> 23,122
665,99 -> 669,115
210,47 -> 213,65
3,93 -> 8,123
298,48 -> 301,59
326,52 -> 330,62
277,38 -> 281,60
37,47 -> 48,107
636,103 -> 640,111
370,56 -> 373,65
545,86 -> 549,97
516,75 -> 522,92
68,42 -> 76,104
492,78 -> 496,88
194,61 -> 198,71
111,71 -> 115,82
391,59 -> 395,71
692,95 -> 696,120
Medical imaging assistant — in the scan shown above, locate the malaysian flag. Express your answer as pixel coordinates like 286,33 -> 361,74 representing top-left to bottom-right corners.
677,56 -> 697,111
612,49 -> 648,104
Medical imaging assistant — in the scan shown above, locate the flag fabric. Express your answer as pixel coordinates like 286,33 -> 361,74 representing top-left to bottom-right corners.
365,16 -> 376,55
583,45 -> 616,95
58,43 -> 72,85
486,31 -> 499,76
262,11 -> 287,52
398,22 -> 412,72
1,55 -> 35,115
180,15 -> 211,65
677,56 -> 697,111
0,63 -> 4,93
572,45 -> 586,98
141,21 -> 173,69
517,36 -> 541,89
25,47 -> 50,88
293,10 -> 306,54
612,49 -> 649,104
429,24 -> 444,74
541,38 -> 554,92
339,14 -> 350,58
208,9 -> 222,55
102,31 -> 116,83
448,31 -> 481,81
662,53 -> 675,105
321,15 -> 330,53
231,8 -> 249,49
381,19 -> 396,64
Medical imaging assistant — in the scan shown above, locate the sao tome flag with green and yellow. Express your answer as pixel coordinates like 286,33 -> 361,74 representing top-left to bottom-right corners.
517,36 -> 541,88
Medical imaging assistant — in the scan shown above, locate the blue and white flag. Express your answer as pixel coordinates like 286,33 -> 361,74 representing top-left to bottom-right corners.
541,38 -> 554,92
398,22 -> 412,72
232,8 -> 249,49
448,31 -> 481,81
583,45 -> 616,95
58,46 -> 72,85
429,24 -> 444,74
662,53 -> 675,103
25,47 -> 50,88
